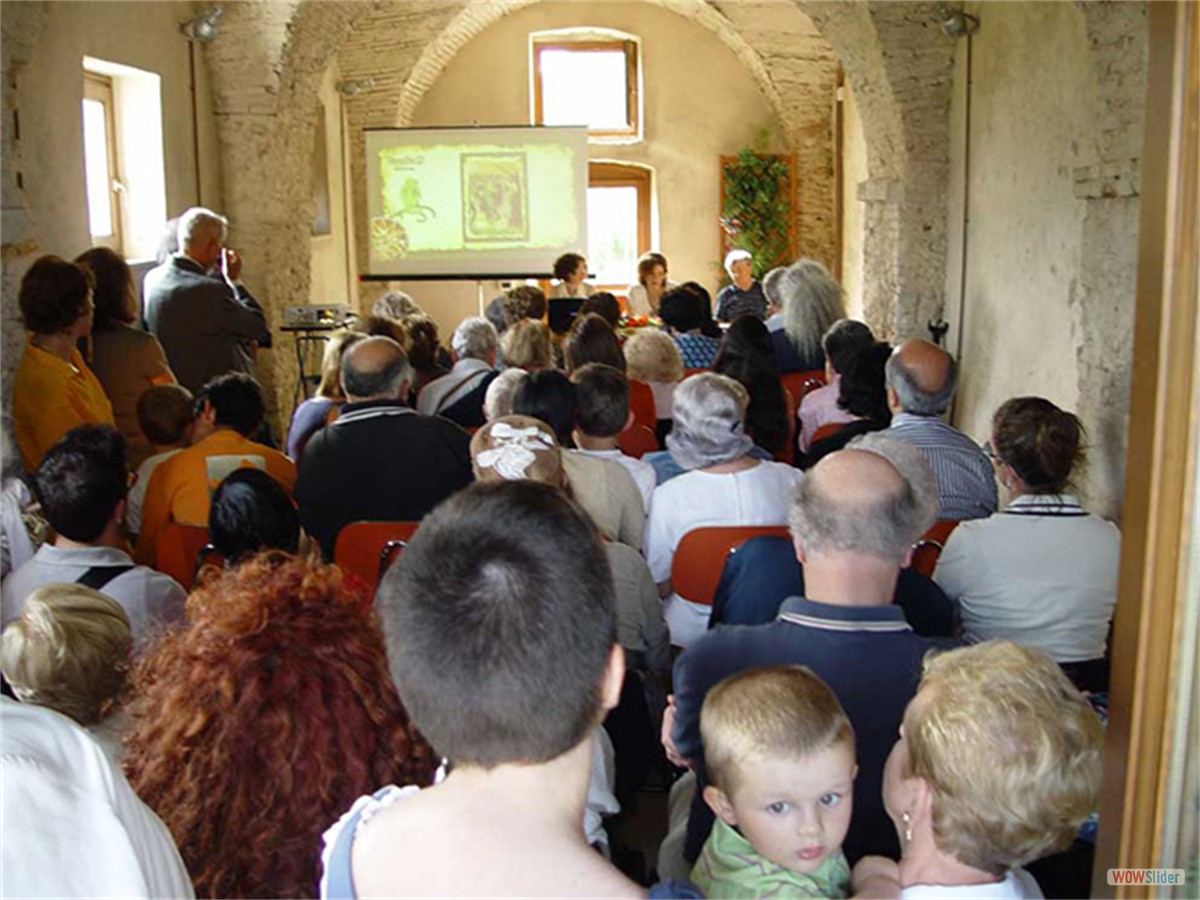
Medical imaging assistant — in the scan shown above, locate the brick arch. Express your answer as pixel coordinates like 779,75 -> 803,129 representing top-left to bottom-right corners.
208,0 -> 957,418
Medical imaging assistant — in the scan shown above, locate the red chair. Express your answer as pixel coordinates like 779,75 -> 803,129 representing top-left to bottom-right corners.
629,379 -> 657,433
781,369 -> 826,410
775,387 -> 799,464
156,523 -> 220,589
908,520 -> 961,577
333,521 -> 420,595
617,424 -> 659,459
682,368 -> 708,379
670,525 -> 791,608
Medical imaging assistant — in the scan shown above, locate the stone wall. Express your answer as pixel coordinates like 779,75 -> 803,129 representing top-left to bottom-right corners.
945,0 -> 1146,520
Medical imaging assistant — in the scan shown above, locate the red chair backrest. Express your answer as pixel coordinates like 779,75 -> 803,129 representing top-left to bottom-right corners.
617,424 -> 659,459
333,521 -> 420,595
671,525 -> 791,608
907,520 -> 961,577
156,523 -> 216,589
682,368 -> 708,379
810,422 -> 845,445
629,380 -> 657,431
781,369 -> 826,409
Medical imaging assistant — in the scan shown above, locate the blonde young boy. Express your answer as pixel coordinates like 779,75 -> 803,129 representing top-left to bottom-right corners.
693,665 -> 858,899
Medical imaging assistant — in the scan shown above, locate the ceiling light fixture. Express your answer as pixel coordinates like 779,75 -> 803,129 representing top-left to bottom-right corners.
181,6 -> 223,43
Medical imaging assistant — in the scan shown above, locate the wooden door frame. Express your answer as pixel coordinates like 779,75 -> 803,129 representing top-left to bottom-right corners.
1092,2 -> 1199,896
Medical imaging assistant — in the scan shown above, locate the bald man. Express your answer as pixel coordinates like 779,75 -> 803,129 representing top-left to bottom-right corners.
667,440 -> 955,868
884,339 -> 997,520
294,336 -> 472,559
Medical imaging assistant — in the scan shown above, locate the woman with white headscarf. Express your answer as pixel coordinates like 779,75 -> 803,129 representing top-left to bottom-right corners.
644,374 -> 801,647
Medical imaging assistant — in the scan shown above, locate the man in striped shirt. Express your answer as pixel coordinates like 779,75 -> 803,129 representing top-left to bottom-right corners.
884,340 -> 997,520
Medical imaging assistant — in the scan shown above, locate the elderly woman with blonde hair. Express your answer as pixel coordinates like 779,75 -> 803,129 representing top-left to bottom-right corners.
500,319 -> 552,372
644,374 -> 801,647
625,327 -> 685,430
1,583 -> 132,762
867,639 -> 1104,899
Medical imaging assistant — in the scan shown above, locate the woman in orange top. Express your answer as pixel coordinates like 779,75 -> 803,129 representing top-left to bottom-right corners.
12,256 -> 115,472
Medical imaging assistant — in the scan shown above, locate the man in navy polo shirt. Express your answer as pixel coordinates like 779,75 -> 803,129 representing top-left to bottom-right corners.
665,436 -> 956,866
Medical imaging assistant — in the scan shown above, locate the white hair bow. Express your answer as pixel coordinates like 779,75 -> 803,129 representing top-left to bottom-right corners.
475,422 -> 555,480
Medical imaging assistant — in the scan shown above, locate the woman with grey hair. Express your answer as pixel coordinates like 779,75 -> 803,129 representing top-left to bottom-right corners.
771,258 -> 846,373
644,373 -> 801,647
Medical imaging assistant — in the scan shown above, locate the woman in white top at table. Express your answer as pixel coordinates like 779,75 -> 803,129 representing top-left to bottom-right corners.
645,373 -> 800,647
549,252 -> 595,299
933,397 -> 1119,691
626,251 -> 676,318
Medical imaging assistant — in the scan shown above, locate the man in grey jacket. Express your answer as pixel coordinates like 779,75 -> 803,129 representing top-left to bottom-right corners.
144,207 -> 271,394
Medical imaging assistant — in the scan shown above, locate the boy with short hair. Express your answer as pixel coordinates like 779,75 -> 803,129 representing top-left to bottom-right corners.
571,363 -> 656,511
126,384 -> 195,536
694,665 -> 858,898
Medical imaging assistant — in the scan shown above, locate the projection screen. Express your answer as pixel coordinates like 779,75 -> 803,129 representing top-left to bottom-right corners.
363,126 -> 589,279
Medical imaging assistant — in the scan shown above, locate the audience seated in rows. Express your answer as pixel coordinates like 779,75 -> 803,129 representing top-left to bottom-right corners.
572,364 -> 657,512
126,384 -> 195,536
3,426 -> 185,648
645,374 -> 800,647
76,247 -> 176,468
769,258 -> 846,374
12,256 -> 115,472
667,438 -> 945,868
401,313 -> 449,400
712,316 -> 790,459
566,313 -> 627,374
878,640 -> 1103,898
1,698 -> 195,898
208,468 -> 302,564
511,370 -> 645,550
371,290 -> 422,321
659,287 -> 721,370
500,318 -> 552,372
286,331 -> 365,461
799,319 -> 875,452
471,415 -> 669,676
1,417 -> 43,580
296,336 -> 471,559
580,292 -> 622,330
502,284 -> 548,328
800,340 -> 893,469
417,317 -> 499,427
934,397 -> 1119,692
624,328 -> 685,431
321,481 -> 643,897
126,553 -> 435,899
1,583 -> 132,764
885,339 -> 997,520
711,433 -> 955,637
483,367 -> 527,421
134,373 -> 295,566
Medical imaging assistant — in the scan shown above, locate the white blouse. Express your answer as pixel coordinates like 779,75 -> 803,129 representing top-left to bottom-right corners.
933,494 -> 1119,663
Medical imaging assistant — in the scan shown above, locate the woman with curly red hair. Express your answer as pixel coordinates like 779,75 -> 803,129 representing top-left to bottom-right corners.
124,553 -> 435,899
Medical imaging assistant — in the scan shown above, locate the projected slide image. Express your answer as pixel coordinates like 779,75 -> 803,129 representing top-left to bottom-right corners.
462,153 -> 528,243
364,127 -> 586,276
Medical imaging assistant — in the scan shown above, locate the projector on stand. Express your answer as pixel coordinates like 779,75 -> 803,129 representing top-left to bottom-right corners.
282,304 -> 352,331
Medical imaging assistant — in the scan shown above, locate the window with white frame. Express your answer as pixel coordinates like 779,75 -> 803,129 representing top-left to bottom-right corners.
81,58 -> 168,260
